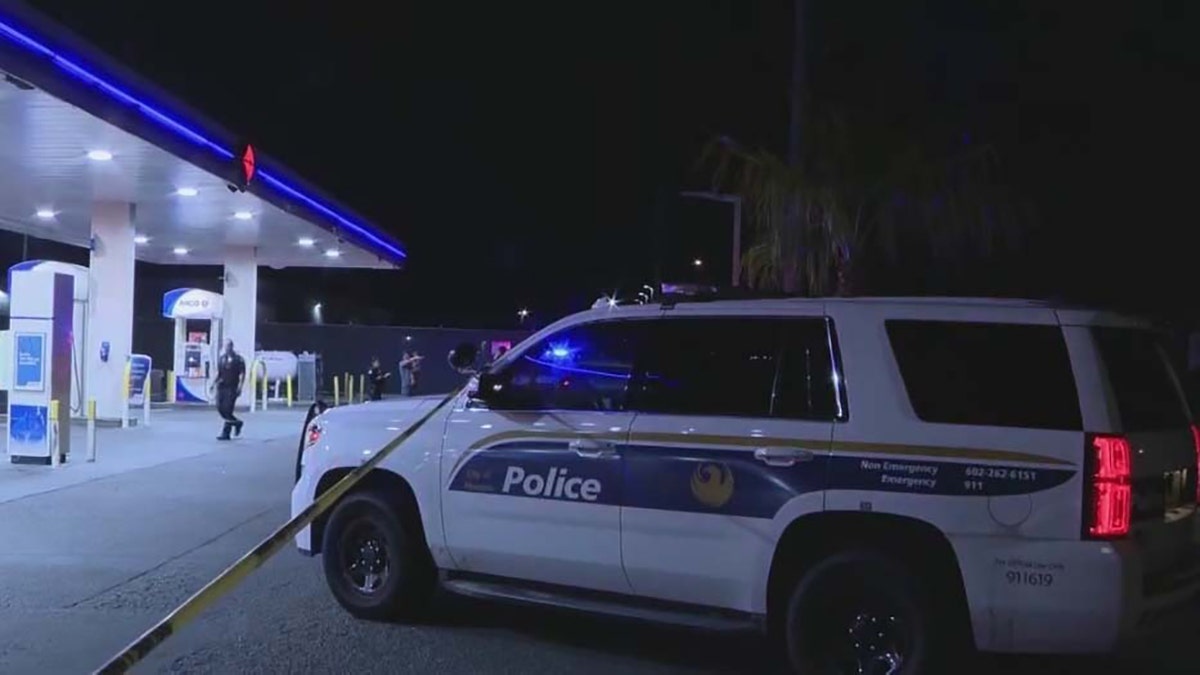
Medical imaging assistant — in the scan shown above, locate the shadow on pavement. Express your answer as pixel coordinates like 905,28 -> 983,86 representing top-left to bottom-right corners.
405,591 -> 1196,675
417,591 -> 781,673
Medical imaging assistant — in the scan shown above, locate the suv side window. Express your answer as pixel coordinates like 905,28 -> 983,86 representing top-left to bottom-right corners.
886,320 -> 1082,430
635,318 -> 779,417
774,319 -> 844,421
493,321 -> 640,412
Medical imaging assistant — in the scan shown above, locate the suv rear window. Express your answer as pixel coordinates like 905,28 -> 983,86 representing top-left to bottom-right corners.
886,320 -> 1082,430
1092,327 -> 1191,431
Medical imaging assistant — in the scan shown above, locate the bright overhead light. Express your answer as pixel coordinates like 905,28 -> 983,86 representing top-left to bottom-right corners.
87,149 -> 113,161
173,246 -> 188,255
324,248 -> 341,258
233,211 -> 253,220
176,187 -> 198,197
35,209 -> 56,219
297,237 -> 315,247
134,235 -> 149,245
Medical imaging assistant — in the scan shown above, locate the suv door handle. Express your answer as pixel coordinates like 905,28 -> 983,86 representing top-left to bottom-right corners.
754,447 -> 815,467
569,438 -> 618,458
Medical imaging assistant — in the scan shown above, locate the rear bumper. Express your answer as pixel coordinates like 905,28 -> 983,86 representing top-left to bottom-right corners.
955,528 -> 1200,654
1122,544 -> 1200,640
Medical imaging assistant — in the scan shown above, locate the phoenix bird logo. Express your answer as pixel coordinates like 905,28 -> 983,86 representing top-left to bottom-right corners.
690,462 -> 735,508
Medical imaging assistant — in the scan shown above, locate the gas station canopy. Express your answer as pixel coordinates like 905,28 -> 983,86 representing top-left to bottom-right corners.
0,2 -> 407,269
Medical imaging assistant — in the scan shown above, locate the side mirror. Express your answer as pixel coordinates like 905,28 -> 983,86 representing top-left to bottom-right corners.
447,342 -> 480,374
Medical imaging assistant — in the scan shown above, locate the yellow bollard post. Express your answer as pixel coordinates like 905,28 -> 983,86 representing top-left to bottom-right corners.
167,370 -> 176,404
333,376 -> 340,406
249,361 -> 260,413
359,374 -> 365,404
143,370 -> 152,426
121,361 -> 131,429
344,373 -> 352,404
286,376 -> 293,408
49,400 -> 60,467
87,399 -> 97,462
261,372 -> 269,411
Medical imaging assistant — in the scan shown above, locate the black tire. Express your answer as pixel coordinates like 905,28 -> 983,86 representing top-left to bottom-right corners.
784,550 -> 944,675
321,490 -> 435,621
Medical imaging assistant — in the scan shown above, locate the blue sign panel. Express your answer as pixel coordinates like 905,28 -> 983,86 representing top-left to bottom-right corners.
14,332 -> 45,392
8,404 -> 48,456
128,354 -> 152,405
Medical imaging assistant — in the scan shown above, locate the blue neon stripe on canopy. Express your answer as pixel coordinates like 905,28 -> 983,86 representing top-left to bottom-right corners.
0,15 -> 406,262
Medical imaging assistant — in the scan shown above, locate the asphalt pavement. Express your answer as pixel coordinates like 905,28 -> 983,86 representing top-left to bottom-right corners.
0,406 -> 1195,674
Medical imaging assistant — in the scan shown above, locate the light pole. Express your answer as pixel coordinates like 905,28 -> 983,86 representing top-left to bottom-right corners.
680,191 -> 742,287
517,308 -> 530,325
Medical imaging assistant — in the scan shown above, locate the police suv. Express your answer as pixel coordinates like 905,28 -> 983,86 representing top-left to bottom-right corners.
293,294 -> 1200,673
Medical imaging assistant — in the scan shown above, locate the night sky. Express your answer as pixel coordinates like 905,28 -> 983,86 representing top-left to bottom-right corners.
16,0 -> 1200,327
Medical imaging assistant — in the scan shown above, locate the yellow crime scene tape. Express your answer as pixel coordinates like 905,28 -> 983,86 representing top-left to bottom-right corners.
95,390 -> 461,675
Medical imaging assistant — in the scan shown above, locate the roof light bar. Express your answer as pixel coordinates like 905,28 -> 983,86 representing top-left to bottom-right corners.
0,15 -> 407,262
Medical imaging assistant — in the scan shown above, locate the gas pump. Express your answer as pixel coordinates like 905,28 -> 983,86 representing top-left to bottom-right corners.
6,270 -> 73,463
162,288 -> 223,403
6,261 -> 90,420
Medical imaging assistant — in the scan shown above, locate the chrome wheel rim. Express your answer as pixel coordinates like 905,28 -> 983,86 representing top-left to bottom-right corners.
342,522 -> 390,594
845,610 -> 908,675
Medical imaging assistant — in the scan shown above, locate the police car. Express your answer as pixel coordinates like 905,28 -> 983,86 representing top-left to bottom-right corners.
293,293 -> 1200,673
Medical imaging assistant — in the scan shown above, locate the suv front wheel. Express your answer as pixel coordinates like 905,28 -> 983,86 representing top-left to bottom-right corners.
322,491 -> 435,621
784,550 -> 944,675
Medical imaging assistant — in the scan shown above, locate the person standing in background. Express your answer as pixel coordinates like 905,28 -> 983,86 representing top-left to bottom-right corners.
367,357 -> 390,401
211,338 -> 246,441
398,351 -> 414,396
409,351 -> 424,395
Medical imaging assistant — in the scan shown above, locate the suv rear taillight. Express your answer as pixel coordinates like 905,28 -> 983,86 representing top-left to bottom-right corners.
1191,424 -> 1200,505
1087,434 -> 1133,539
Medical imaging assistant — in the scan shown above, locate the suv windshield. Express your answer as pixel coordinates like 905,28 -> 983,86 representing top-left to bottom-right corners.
1092,327 -> 1192,432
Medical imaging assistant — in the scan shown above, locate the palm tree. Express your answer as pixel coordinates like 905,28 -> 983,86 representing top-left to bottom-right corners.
697,0 -> 1029,296
703,109 -> 867,296
703,117 -> 1030,296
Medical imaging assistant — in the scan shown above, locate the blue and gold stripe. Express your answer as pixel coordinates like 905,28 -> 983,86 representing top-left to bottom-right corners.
448,434 -> 1079,520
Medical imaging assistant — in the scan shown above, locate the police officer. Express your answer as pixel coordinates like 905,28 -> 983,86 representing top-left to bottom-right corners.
212,338 -> 246,441
367,357 -> 390,401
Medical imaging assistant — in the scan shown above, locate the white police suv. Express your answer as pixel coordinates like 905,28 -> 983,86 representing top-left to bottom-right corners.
293,294 -> 1200,673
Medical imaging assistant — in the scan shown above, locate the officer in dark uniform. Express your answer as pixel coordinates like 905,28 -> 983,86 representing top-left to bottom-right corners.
367,357 -> 390,401
212,338 -> 246,441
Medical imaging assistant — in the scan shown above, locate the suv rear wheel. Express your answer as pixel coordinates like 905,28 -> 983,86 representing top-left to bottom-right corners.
784,550 -> 943,674
322,491 -> 434,621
